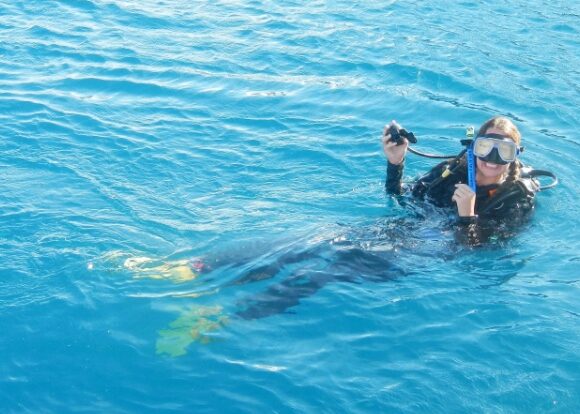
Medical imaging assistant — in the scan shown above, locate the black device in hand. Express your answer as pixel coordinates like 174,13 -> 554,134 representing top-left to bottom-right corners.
388,125 -> 418,145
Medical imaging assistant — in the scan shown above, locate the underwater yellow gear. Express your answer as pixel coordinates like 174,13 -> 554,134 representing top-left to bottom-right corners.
156,306 -> 229,357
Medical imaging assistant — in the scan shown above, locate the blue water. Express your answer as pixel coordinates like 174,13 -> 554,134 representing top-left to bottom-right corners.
1,0 -> 579,412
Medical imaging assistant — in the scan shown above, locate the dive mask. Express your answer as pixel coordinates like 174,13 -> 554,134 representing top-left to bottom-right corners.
473,133 -> 522,164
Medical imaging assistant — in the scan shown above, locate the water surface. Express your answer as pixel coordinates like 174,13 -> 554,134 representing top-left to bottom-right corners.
1,0 -> 579,413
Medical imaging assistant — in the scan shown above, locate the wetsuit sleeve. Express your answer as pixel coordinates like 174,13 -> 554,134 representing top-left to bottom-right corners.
386,161 -> 404,194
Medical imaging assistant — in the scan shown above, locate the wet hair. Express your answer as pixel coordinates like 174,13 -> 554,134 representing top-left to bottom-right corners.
477,116 -> 522,183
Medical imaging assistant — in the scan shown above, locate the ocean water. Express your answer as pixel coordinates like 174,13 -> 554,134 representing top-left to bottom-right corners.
1,0 -> 579,413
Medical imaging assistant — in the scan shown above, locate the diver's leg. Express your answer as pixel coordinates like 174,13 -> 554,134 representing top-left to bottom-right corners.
233,246 -> 406,320
329,247 -> 407,282
235,269 -> 336,320
227,242 -> 330,287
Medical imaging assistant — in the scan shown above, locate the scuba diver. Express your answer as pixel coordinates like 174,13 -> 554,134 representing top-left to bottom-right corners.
382,116 -> 552,245
213,116 -> 559,320
112,116 -> 558,354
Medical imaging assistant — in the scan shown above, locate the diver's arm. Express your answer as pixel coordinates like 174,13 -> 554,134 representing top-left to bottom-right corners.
382,121 -> 408,195
452,185 -> 480,246
386,161 -> 404,194
382,121 -> 451,198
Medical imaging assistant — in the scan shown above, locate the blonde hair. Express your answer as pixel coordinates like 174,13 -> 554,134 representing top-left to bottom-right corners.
477,116 -> 522,183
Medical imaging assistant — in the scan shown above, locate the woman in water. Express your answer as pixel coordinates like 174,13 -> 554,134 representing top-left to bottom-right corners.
382,116 -> 539,244
111,116 -> 544,354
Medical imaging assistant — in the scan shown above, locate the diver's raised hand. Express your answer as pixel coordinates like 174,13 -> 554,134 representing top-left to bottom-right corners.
452,184 -> 476,217
382,120 -> 408,165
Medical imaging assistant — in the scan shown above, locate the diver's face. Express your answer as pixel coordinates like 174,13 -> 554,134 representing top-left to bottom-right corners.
475,127 -> 512,183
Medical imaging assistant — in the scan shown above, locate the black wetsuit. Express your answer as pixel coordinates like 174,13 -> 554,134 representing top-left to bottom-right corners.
386,159 -> 539,245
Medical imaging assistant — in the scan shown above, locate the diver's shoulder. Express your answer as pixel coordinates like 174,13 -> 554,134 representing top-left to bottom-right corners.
497,177 -> 537,201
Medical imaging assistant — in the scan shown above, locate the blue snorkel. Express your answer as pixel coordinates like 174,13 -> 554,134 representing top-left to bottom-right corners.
465,126 -> 476,192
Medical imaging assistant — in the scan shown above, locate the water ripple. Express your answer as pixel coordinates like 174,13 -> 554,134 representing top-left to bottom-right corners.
1,0 -> 579,412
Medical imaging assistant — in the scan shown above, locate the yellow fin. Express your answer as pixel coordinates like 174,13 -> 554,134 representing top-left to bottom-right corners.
156,306 -> 229,357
